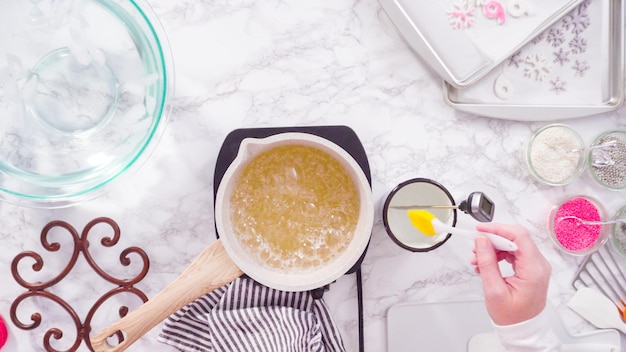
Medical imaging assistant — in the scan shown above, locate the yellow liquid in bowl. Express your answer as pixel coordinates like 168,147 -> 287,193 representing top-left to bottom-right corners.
230,145 -> 359,272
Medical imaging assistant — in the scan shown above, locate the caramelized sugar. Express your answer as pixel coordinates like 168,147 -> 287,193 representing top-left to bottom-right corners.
230,145 -> 359,272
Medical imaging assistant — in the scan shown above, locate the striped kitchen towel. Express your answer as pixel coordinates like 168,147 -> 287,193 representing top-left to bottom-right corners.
158,277 -> 346,352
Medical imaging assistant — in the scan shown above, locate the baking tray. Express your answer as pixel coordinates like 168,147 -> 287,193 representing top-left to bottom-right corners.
444,0 -> 625,121
387,300 -> 620,351
379,0 -> 584,88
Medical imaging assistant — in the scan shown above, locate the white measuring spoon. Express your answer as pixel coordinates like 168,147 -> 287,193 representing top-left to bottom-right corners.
567,287 -> 626,335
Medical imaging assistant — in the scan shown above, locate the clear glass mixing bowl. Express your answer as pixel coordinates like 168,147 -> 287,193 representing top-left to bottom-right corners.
0,0 -> 173,207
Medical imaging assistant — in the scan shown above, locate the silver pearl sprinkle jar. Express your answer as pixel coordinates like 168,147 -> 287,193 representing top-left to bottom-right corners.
588,130 -> 626,190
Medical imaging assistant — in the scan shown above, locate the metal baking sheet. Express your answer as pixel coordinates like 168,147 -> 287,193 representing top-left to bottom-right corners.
379,0 -> 584,88
444,0 -> 624,121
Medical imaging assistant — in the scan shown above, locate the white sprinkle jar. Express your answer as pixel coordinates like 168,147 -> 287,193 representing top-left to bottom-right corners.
527,124 -> 586,186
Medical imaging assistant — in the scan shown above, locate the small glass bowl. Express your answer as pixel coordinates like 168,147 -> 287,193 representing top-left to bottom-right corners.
610,206 -> 626,258
548,196 -> 609,256
588,130 -> 626,190
382,178 -> 457,252
527,124 -> 586,186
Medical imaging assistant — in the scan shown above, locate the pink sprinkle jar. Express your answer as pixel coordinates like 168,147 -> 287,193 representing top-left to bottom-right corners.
549,196 -> 609,256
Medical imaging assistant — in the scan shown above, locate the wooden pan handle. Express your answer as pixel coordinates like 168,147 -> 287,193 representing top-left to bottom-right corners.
90,239 -> 243,352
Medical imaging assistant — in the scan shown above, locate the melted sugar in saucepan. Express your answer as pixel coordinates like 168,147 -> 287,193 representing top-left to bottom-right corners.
230,145 -> 359,273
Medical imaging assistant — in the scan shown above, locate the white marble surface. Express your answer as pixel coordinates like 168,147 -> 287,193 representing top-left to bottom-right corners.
1,0 -> 626,351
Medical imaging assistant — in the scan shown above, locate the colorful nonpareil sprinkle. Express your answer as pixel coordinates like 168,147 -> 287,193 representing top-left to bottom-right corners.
553,197 -> 602,252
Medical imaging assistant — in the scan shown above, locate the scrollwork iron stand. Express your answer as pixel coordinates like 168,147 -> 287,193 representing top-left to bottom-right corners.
10,217 -> 150,352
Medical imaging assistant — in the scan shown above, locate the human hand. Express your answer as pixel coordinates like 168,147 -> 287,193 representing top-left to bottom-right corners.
471,223 -> 552,326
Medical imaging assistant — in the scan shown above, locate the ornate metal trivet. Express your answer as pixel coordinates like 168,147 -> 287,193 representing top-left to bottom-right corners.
10,217 -> 150,352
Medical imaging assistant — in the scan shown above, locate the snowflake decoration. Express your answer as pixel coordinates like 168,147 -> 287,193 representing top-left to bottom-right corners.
550,77 -> 567,94
579,0 -> 592,10
562,5 -> 591,35
531,33 -> 545,45
508,51 -> 524,68
448,1 -> 476,29
572,60 -> 590,77
524,53 -> 551,81
474,0 -> 487,6
553,48 -> 570,66
546,28 -> 565,47
568,36 -> 587,54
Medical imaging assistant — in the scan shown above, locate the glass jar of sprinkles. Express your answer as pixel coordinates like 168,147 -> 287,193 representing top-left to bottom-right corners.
610,205 -> 626,258
548,196 -> 608,256
588,130 -> 626,190
527,124 -> 585,186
